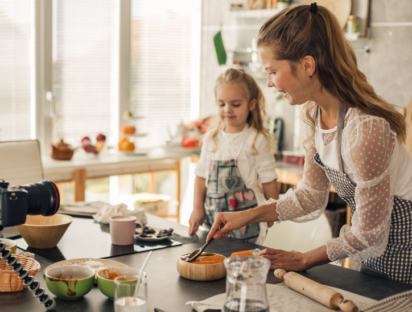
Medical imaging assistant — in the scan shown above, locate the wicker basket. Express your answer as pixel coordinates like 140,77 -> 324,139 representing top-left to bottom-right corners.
0,255 -> 40,292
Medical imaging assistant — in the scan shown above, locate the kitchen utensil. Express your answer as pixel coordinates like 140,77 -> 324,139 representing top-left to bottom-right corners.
16,214 -> 73,249
305,0 -> 351,29
43,258 -> 128,279
0,255 -> 40,292
110,215 -> 137,245
224,256 -> 270,312
185,238 -> 214,262
275,269 -> 358,312
97,267 -> 146,300
45,265 -> 94,300
176,252 -> 226,281
51,139 -> 75,160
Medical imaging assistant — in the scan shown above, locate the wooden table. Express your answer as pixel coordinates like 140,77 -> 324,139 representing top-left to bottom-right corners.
42,148 -> 196,221
2,215 -> 412,312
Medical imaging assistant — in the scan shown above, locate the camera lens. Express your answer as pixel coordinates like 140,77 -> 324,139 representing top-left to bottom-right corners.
20,181 -> 60,216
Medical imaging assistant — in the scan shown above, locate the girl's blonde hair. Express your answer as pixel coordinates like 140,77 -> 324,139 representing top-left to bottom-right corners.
257,4 -> 405,147
210,68 -> 269,154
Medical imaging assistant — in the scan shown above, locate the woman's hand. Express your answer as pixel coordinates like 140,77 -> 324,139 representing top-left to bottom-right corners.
188,209 -> 205,235
206,211 -> 250,242
259,248 -> 309,271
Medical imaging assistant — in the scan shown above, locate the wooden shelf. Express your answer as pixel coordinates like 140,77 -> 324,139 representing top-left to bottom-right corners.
229,9 -> 280,19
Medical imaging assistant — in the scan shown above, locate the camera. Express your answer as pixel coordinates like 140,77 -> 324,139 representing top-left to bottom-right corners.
0,179 -> 60,229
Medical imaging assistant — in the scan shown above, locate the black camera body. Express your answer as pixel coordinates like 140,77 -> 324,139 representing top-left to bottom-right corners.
0,179 -> 60,228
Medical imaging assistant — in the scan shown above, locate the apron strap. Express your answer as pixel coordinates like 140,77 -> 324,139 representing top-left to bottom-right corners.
234,126 -> 248,159
336,101 -> 347,173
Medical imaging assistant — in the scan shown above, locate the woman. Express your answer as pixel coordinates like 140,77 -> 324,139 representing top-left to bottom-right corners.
207,3 -> 412,284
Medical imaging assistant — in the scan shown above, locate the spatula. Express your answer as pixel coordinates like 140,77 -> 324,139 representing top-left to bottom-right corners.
185,238 -> 214,262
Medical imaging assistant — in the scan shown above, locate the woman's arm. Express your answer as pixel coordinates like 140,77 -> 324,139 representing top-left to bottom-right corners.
207,135 -> 331,241
207,201 -> 280,241
260,245 -> 330,271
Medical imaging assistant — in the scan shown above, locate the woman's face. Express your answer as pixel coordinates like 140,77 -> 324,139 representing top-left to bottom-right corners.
259,46 -> 314,106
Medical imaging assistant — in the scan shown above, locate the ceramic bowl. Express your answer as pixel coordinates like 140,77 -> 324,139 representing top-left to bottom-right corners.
0,238 -> 17,254
97,267 -> 145,300
16,214 -> 72,249
45,265 -> 94,300
176,252 -> 226,281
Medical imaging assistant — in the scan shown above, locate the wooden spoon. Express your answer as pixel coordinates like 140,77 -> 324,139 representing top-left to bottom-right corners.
185,238 -> 214,262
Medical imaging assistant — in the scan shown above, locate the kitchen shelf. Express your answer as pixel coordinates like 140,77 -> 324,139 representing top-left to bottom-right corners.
229,9 -> 280,19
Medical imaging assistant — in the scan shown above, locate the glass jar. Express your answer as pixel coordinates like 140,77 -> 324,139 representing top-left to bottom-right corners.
224,256 -> 270,312
347,15 -> 360,34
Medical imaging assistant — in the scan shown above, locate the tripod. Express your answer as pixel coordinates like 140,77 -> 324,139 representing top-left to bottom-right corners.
0,234 -> 55,310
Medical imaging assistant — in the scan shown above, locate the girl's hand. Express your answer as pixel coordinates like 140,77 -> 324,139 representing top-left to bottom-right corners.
188,209 -> 205,235
206,211 -> 250,241
267,221 -> 274,228
259,248 -> 309,271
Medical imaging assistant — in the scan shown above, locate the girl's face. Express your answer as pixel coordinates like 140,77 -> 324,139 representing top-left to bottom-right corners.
216,83 -> 256,133
259,46 -> 313,105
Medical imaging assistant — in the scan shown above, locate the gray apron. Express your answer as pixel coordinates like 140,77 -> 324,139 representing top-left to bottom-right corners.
203,130 -> 261,242
314,102 -> 412,284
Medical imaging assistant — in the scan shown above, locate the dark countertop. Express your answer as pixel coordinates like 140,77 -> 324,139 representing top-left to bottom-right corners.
1,215 -> 412,312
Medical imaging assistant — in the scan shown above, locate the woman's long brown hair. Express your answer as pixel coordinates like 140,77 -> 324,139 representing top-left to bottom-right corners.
257,4 -> 405,146
209,68 -> 269,154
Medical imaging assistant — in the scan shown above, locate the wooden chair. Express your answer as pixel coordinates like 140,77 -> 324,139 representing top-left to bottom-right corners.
0,140 -> 43,238
0,140 -> 43,186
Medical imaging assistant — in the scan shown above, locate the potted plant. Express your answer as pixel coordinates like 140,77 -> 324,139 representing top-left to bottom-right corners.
277,0 -> 289,10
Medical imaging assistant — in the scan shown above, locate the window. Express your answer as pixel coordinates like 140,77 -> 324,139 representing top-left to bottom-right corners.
130,0 -> 200,148
52,0 -> 118,146
0,1 -> 34,141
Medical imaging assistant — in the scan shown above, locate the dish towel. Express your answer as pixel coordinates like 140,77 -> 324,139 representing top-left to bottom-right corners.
186,283 -> 378,312
93,203 -> 147,224
362,289 -> 412,312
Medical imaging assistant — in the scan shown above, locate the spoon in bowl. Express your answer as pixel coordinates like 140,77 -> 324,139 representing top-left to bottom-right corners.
185,238 -> 214,262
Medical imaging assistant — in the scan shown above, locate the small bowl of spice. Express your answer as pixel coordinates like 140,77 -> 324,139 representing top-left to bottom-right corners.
97,267 -> 145,300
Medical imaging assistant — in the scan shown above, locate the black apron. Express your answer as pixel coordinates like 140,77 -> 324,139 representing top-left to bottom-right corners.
314,102 -> 412,284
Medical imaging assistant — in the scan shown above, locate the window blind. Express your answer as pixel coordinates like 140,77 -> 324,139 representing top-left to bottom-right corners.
52,0 -> 118,146
0,1 -> 34,141
130,0 -> 199,149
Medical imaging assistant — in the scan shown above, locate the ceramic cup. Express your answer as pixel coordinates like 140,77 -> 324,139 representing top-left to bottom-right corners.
0,238 -> 17,254
110,215 -> 137,245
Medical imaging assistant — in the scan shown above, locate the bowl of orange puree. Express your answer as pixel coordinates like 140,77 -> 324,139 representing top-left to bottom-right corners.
177,252 -> 226,281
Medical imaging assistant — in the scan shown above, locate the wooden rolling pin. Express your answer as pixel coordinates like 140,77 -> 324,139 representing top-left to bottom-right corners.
274,269 -> 358,312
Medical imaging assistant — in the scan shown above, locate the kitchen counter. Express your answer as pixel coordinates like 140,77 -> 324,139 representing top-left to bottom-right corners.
1,215 -> 412,312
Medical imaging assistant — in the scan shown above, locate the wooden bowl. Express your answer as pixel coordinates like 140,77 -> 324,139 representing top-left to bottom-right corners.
176,252 -> 226,281
16,214 -> 73,249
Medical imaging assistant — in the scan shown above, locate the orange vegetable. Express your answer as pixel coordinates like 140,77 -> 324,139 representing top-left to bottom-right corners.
191,254 -> 225,264
231,250 -> 253,257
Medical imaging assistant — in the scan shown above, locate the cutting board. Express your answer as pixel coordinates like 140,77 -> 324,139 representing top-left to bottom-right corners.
306,0 -> 351,29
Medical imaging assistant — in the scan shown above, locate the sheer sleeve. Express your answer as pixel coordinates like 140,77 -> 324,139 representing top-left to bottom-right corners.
273,137 -> 331,222
326,117 -> 396,262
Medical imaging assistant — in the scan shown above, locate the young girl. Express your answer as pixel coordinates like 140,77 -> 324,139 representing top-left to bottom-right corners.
189,68 -> 279,245
207,4 -> 412,283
